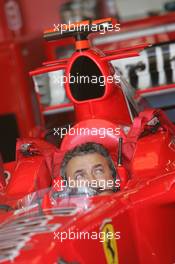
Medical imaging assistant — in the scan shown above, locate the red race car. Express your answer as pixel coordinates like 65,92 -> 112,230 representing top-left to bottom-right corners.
44,12 -> 175,122
0,18 -> 175,264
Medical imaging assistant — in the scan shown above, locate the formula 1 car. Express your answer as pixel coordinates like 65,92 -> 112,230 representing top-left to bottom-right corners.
44,12 -> 175,123
0,18 -> 175,264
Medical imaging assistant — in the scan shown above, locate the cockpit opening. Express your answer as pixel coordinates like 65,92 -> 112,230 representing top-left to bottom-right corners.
69,56 -> 105,101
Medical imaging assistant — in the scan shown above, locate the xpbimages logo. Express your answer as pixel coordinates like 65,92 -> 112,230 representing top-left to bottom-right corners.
53,126 -> 121,139
53,230 -> 121,243
52,73 -> 121,86
53,21 -> 120,35
53,178 -> 120,191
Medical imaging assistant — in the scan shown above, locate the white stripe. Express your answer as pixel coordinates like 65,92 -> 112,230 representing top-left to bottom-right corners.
43,105 -> 74,115
156,46 -> 166,85
170,43 -> 175,82
137,50 -> 151,89
94,23 -> 175,45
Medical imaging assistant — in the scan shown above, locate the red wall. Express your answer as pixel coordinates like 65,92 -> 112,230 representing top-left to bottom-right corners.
19,0 -> 64,35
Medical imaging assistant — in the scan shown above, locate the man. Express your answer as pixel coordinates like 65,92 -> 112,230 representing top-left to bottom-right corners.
60,142 -> 119,194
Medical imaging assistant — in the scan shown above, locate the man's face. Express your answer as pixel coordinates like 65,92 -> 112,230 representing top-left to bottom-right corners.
65,153 -> 114,192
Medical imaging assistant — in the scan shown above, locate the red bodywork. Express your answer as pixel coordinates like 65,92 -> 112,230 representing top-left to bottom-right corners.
44,12 -> 175,124
0,0 -> 68,162
0,18 -> 175,264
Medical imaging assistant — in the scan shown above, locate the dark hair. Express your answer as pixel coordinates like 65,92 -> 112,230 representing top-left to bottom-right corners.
60,142 -> 116,180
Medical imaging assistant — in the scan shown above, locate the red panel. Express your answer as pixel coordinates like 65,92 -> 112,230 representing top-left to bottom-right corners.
18,0 -> 65,35
0,41 -> 44,137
